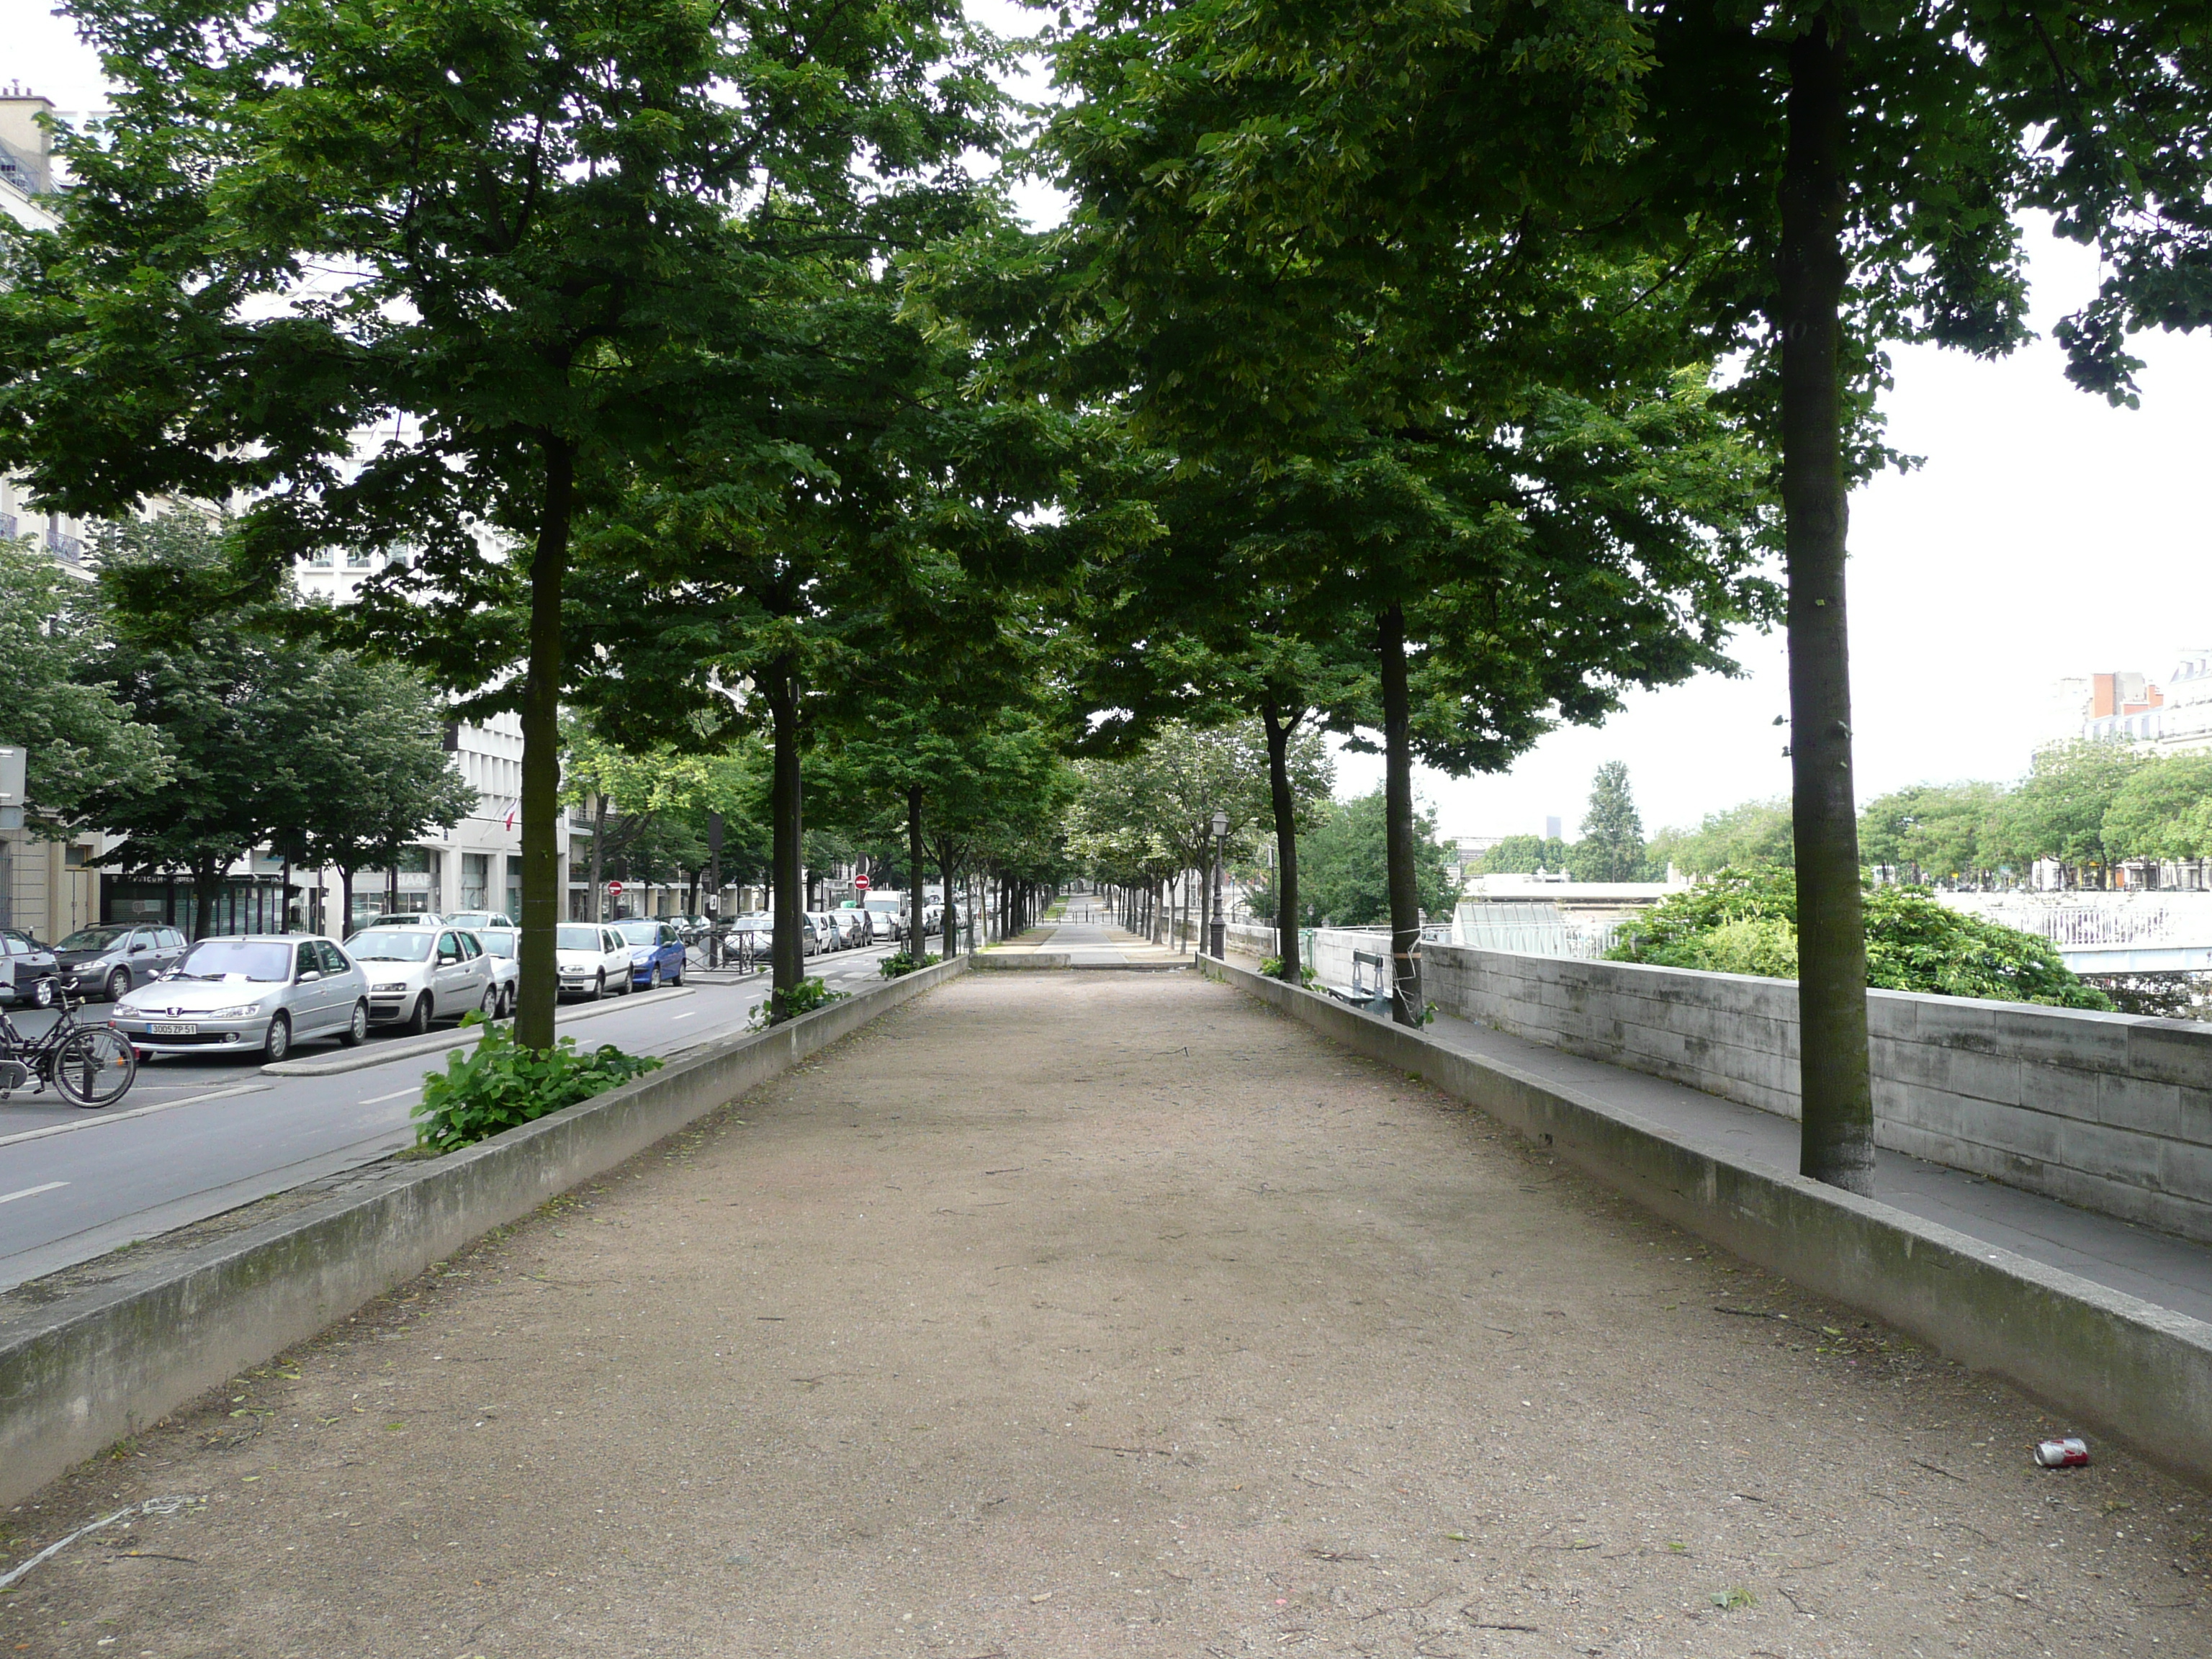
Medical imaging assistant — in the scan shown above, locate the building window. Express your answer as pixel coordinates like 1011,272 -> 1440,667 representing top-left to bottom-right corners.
462,852 -> 490,911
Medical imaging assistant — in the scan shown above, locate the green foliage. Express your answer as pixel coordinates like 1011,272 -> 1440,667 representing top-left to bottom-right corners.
1858,782 -> 2007,883
412,1019 -> 662,1154
748,978 -> 850,1030
1571,763 -> 1645,882
1987,741 -> 2146,883
0,537 -> 168,821
1298,792 -> 1458,928
1259,956 -> 1320,989
1645,799 -> 1794,878
877,952 -> 940,980
1480,835 -> 1572,876
2101,755 -> 2212,864
1611,871 -> 2111,1010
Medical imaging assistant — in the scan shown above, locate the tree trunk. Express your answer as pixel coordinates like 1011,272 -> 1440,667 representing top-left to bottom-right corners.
907,786 -> 927,955
1262,699 -> 1304,984
588,795 -> 608,924
767,655 -> 806,997
1779,12 -> 1874,1195
1378,601 -> 1424,1027
192,856 -> 223,940
936,840 -> 959,958
338,863 -> 355,940
513,439 -> 574,1051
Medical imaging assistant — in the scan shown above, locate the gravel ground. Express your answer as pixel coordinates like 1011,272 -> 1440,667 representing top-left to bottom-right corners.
4,971 -> 2208,1658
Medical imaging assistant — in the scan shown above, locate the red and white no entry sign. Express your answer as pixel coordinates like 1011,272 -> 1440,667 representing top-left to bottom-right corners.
855,874 -> 871,890
607,880 -> 624,896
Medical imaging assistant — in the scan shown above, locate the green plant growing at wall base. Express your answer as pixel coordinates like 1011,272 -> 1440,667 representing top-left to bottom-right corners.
411,1017 -> 662,1153
749,978 -> 850,1029
878,952 -> 941,980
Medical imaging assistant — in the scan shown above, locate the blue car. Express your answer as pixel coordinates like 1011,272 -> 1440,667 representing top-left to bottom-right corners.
613,919 -> 687,990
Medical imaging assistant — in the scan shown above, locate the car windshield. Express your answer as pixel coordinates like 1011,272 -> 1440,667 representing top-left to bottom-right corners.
477,929 -> 517,956
864,899 -> 898,913
174,940 -> 292,981
556,925 -> 605,952
614,922 -> 662,944
57,925 -> 134,950
345,930 -> 435,963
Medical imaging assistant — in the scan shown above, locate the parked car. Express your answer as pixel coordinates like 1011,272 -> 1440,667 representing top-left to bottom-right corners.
109,935 -> 370,1062
0,929 -> 60,1009
612,918 -> 687,990
51,922 -> 188,1003
807,912 -> 847,952
346,925 -> 499,1033
555,923 -> 634,999
446,910 -> 513,932
835,909 -> 871,948
467,927 -> 523,1017
861,894 -> 907,944
358,912 -> 443,930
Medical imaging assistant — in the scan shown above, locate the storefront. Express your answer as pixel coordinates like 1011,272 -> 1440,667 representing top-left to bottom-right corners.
104,874 -> 291,939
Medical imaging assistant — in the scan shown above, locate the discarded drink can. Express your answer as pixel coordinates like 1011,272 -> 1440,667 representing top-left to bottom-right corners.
2034,1437 -> 2090,1468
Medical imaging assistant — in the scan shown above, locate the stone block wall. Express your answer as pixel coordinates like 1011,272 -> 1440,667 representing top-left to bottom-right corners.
1423,943 -> 2212,1245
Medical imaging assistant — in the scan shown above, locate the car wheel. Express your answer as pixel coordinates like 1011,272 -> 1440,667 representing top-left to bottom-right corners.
263,1012 -> 292,1064
648,962 -> 662,990
592,971 -> 605,1002
106,967 -> 131,1004
338,1000 -> 369,1046
480,984 -> 499,1017
500,984 -> 516,1019
32,976 -> 55,1009
404,993 -> 433,1035
670,958 -> 683,986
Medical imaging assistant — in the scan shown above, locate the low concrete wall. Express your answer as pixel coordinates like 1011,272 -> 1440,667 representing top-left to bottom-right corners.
0,957 -> 969,1508
1198,956 -> 2212,1490
1421,943 -> 2212,1247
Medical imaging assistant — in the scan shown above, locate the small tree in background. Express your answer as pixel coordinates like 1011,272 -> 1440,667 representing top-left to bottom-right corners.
1571,763 -> 1646,883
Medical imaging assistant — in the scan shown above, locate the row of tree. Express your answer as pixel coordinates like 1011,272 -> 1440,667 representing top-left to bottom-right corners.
2,519 -> 469,934
1645,739 -> 2206,891
4,0 -> 2208,1192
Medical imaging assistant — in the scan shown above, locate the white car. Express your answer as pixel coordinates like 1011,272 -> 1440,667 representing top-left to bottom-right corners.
346,925 -> 500,1033
447,910 -> 514,932
109,935 -> 371,1062
555,922 -> 634,999
862,894 -> 907,943
467,926 -> 524,1017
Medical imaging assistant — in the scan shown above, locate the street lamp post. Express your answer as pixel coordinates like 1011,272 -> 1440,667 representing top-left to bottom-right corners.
1210,809 -> 1228,959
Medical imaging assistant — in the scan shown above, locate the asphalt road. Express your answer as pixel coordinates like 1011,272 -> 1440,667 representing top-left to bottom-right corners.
0,939 -> 907,1291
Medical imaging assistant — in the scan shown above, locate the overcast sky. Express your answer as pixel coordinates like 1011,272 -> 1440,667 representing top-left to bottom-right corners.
14,4 -> 2209,838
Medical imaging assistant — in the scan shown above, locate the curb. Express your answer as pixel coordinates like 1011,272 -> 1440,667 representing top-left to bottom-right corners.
0,957 -> 966,1508
261,987 -> 698,1077
1196,955 -> 2212,1491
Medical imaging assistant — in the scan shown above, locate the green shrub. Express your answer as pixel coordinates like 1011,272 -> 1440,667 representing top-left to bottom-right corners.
1259,956 -> 1321,989
878,951 -> 941,980
748,976 -> 850,1029
1609,868 -> 2112,1010
411,1017 -> 662,1153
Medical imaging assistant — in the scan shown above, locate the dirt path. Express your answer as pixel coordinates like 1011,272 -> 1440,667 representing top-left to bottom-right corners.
4,972 -> 2207,1658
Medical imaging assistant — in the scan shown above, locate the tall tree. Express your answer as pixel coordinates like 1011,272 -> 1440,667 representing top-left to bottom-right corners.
0,0 -> 1001,1047
1573,763 -> 1647,883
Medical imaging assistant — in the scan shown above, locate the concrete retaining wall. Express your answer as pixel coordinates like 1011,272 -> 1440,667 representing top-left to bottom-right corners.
1198,956 -> 2212,1491
1421,943 -> 2212,1246
0,957 -> 968,1508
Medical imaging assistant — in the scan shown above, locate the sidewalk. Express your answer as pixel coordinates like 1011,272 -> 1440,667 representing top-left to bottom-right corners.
1237,944 -> 2212,1327
3,972 -> 2204,1658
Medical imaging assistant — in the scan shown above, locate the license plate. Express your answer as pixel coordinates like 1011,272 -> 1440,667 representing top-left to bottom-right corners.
149,1022 -> 198,1036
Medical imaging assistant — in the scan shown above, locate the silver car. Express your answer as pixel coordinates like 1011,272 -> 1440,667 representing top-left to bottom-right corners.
471,927 -> 524,1017
51,922 -> 188,1003
109,935 -> 371,1063
347,925 -> 499,1032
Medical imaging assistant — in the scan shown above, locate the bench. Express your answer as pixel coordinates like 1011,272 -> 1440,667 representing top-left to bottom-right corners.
1323,948 -> 1395,1017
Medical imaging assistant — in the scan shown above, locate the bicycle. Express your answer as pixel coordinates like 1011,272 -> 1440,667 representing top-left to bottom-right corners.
0,981 -> 140,1110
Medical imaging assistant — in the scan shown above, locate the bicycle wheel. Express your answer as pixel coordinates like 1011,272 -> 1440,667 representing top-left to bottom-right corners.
50,1024 -> 138,1109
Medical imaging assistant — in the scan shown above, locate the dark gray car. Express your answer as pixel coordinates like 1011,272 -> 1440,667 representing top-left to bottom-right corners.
52,922 -> 189,1003
0,929 -> 60,1008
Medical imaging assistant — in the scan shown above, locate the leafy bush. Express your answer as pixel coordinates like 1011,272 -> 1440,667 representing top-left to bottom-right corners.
878,951 -> 941,979
1609,868 -> 2112,1010
748,976 -> 850,1029
1259,956 -> 1321,988
411,1017 -> 662,1153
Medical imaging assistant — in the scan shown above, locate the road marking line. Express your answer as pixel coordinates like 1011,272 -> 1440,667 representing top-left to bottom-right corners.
670,1011 -> 697,1021
0,1084 -> 271,1151
358,1086 -> 421,1105
0,1181 -> 69,1205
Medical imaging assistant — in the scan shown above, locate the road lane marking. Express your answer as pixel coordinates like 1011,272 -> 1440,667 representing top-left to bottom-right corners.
358,1086 -> 421,1105
0,1181 -> 68,1206
670,1011 -> 697,1021
0,1084 -> 271,1151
